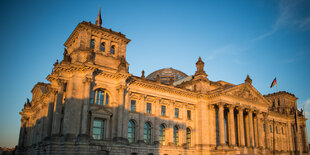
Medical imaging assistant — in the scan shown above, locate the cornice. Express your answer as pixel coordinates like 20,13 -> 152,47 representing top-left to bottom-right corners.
264,91 -> 297,99
64,21 -> 131,47
131,77 -> 199,99
53,63 -> 96,73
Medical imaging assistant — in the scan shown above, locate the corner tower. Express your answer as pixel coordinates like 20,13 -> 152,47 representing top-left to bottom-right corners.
64,21 -> 131,72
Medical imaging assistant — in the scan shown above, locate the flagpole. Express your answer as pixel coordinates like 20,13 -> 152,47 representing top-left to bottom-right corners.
276,83 -> 278,93
303,105 -> 310,153
295,108 -> 302,155
273,119 -> 275,155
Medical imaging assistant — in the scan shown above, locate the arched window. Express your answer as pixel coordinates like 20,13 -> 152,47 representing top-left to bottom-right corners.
110,45 -> 115,55
159,124 -> 166,145
144,122 -> 151,144
278,98 -> 280,107
90,89 -> 110,105
173,126 -> 179,145
128,120 -> 135,143
100,42 -> 105,51
186,128 -> 191,147
90,39 -> 95,49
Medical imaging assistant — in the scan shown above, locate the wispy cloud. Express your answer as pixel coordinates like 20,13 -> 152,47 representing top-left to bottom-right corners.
207,44 -> 236,60
254,0 -> 310,41
206,44 -> 246,61
305,98 -> 310,106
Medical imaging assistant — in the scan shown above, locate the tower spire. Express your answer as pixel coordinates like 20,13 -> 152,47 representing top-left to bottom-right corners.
95,5 -> 102,26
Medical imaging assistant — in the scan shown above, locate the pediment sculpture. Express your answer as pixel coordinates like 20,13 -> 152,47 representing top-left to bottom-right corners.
228,86 -> 259,102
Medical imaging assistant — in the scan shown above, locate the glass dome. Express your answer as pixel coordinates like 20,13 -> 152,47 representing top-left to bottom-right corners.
146,68 -> 188,84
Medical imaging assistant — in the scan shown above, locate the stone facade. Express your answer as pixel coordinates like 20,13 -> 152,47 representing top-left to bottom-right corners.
16,21 -> 309,155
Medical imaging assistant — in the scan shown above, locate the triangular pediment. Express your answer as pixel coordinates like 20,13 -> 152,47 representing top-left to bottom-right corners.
223,83 -> 270,106
31,82 -> 49,102
90,107 -> 113,116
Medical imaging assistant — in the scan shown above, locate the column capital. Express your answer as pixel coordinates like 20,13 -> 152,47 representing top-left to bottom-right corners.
208,104 -> 216,109
245,108 -> 253,113
236,106 -> 244,111
227,104 -> 235,110
83,77 -> 93,84
57,79 -> 66,85
217,102 -> 225,107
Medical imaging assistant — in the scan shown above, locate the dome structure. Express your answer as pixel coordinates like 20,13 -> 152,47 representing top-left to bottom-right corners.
146,68 -> 188,84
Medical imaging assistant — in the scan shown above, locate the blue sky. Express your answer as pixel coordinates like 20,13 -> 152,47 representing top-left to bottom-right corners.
0,0 -> 309,147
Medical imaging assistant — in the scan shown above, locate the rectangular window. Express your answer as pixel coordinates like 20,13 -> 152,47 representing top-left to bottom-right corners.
146,103 -> 151,114
161,105 -> 166,116
90,39 -> 95,49
270,125 -> 272,132
100,42 -> 105,51
93,119 -> 104,140
263,124 -> 265,132
282,127 -> 284,134
187,110 -> 191,120
131,100 -> 136,111
175,108 -> 179,118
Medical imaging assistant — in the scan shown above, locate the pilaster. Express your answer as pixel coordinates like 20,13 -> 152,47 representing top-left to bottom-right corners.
238,107 -> 245,147
228,105 -> 236,146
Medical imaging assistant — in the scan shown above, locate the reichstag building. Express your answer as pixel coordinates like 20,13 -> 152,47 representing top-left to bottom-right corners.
16,20 -> 309,155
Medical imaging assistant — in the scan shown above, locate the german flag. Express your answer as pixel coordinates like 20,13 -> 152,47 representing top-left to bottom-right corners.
95,6 -> 102,26
270,77 -> 277,88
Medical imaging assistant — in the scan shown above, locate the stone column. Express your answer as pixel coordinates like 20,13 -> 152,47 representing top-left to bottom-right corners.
218,103 -> 226,146
51,79 -> 65,136
138,95 -> 146,143
154,98 -> 160,144
248,110 -> 255,147
45,88 -> 56,138
80,77 -> 92,137
257,112 -> 264,148
209,104 -> 217,146
229,105 -> 236,146
116,85 -> 125,138
122,92 -> 129,139
264,115 -> 270,149
238,107 -> 245,147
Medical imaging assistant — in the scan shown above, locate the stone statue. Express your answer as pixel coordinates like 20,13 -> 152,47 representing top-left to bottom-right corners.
245,74 -> 252,84
194,57 -> 207,77
141,70 -> 145,79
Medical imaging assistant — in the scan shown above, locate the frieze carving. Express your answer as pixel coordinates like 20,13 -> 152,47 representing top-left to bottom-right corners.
228,86 -> 259,102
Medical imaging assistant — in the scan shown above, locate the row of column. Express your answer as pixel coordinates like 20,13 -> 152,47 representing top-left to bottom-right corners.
215,103 -> 264,148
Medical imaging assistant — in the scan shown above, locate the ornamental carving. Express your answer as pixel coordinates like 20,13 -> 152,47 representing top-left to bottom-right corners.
228,86 -> 259,102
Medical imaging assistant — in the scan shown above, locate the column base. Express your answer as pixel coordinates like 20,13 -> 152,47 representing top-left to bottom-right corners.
216,144 -> 228,150
113,137 -> 128,144
77,134 -> 90,142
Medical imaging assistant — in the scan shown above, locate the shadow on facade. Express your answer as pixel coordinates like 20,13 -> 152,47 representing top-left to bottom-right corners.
16,96 -> 198,155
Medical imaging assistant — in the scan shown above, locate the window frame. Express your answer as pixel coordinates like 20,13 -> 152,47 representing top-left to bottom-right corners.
159,124 -> 166,145
92,118 -> 105,140
146,103 -> 152,114
128,120 -> 136,143
130,100 -> 136,112
110,45 -> 115,55
90,39 -> 95,49
100,42 -> 105,52
144,122 -> 152,144
175,108 -> 179,118
90,89 -> 110,105
173,125 -> 179,145
187,110 -> 191,120
161,105 -> 166,116
186,128 -> 191,147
